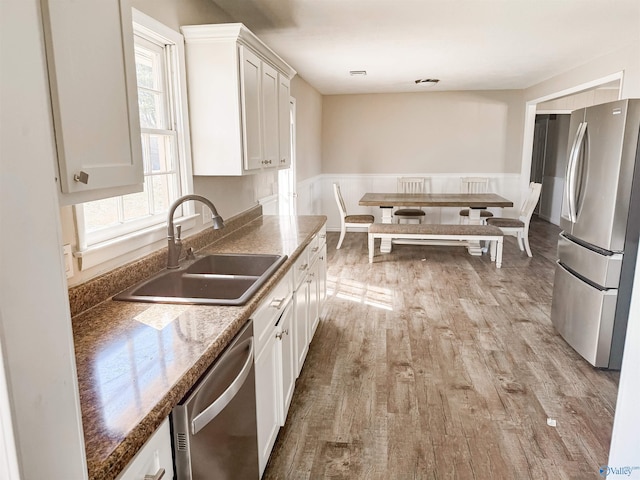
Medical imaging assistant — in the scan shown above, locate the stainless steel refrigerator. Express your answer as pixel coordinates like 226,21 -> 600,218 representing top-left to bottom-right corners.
551,99 -> 640,369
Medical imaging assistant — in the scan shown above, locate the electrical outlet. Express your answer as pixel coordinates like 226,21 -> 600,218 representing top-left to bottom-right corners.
63,244 -> 74,278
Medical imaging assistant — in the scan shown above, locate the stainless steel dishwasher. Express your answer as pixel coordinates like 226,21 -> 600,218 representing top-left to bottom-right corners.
172,321 -> 259,479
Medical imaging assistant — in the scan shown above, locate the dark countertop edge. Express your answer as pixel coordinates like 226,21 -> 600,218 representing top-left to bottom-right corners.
86,214 -> 327,480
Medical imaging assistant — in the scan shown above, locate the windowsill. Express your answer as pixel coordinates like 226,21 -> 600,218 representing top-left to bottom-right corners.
74,214 -> 199,271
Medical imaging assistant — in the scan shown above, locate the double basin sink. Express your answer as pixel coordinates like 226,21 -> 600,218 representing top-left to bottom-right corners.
114,253 -> 287,306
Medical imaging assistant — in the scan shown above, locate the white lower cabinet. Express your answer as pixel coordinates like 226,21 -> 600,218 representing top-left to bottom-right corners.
116,418 -> 173,480
293,283 -> 310,376
255,320 -> 281,476
277,301 -> 295,424
253,224 -> 327,477
253,270 -> 292,477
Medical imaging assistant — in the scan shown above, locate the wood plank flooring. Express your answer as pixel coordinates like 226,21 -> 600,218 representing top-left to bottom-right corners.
264,217 -> 619,480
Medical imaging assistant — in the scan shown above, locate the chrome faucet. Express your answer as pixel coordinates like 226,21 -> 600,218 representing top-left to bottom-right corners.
167,194 -> 225,269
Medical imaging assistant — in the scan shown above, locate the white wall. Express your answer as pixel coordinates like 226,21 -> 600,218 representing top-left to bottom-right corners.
291,76 -> 323,181
321,90 -> 525,174
0,0 -> 88,477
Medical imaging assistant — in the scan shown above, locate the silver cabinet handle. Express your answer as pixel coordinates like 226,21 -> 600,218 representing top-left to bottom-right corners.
299,263 -> 308,271
275,329 -> 289,340
270,297 -> 286,309
144,468 -> 165,480
311,247 -> 319,253
73,171 -> 89,184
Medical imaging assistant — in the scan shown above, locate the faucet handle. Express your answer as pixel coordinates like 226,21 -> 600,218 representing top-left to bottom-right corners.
175,225 -> 182,240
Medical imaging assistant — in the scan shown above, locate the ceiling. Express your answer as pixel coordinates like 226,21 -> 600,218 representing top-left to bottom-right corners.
212,0 -> 640,95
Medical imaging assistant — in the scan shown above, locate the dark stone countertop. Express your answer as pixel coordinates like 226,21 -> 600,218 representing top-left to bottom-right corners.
71,215 -> 327,480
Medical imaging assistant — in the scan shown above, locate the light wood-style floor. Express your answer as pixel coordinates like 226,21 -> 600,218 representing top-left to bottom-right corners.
264,217 -> 619,480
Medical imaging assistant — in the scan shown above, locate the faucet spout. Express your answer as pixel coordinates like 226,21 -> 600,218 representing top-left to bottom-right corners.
167,194 -> 225,269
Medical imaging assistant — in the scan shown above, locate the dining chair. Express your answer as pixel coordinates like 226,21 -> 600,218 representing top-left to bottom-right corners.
458,177 -> 494,223
486,182 -> 542,257
333,183 -> 374,249
395,177 -> 427,224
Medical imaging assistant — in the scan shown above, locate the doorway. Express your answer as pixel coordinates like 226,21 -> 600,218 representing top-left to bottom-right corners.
529,114 -> 571,225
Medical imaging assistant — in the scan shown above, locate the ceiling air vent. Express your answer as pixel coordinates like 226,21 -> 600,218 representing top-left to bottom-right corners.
349,70 -> 367,76
415,78 -> 440,85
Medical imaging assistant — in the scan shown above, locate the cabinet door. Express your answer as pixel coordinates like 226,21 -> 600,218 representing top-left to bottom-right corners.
278,75 -> 291,168
254,328 -> 280,476
318,244 -> 327,307
240,47 -> 263,171
294,283 -> 310,377
115,418 -> 173,480
277,301 -> 295,425
42,0 -> 143,202
262,62 -> 279,167
308,260 -> 320,340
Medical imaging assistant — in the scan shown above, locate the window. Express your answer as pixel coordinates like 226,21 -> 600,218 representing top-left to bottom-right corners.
75,10 -> 193,270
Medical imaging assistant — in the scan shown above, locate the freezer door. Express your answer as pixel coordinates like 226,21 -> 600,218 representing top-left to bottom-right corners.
551,261 -> 618,368
557,233 -> 622,288
566,100 -> 631,251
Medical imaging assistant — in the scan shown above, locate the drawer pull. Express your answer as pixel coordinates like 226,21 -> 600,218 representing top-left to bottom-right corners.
299,263 -> 308,271
311,247 -> 319,253
145,468 -> 165,480
275,329 -> 289,340
270,297 -> 286,309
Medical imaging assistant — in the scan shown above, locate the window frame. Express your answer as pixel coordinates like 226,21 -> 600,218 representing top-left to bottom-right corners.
74,9 -> 194,271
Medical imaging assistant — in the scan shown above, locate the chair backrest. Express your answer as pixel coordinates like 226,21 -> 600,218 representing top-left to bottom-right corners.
461,177 -> 490,194
397,177 -> 426,194
519,182 -> 542,222
333,183 -> 347,218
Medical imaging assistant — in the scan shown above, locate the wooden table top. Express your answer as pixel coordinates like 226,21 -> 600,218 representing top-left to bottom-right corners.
359,192 -> 514,208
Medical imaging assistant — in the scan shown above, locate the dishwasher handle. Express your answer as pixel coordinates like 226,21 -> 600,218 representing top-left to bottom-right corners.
191,337 -> 254,435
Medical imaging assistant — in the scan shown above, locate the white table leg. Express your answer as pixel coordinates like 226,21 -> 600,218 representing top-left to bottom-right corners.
380,207 -> 393,253
368,233 -> 374,263
466,208 -> 483,256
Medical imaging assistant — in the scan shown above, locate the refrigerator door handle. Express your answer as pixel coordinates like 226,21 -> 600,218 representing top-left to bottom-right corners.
567,121 -> 588,223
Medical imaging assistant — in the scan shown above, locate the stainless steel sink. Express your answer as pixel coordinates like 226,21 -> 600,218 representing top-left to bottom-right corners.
185,253 -> 284,276
114,253 -> 287,306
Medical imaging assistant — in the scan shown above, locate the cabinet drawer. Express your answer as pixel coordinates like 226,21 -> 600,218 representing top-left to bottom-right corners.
292,248 -> 310,290
253,271 -> 292,353
316,225 -> 327,248
116,418 -> 173,480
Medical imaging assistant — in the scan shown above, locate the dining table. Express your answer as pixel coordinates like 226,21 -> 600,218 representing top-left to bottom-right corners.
358,192 -> 514,255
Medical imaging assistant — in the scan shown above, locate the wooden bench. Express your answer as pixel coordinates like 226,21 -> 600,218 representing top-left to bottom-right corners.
368,223 -> 504,267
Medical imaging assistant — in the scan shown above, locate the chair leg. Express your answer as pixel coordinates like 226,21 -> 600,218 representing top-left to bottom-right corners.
523,228 -> 533,257
368,233 -> 374,263
337,226 -> 346,249
516,232 -> 525,252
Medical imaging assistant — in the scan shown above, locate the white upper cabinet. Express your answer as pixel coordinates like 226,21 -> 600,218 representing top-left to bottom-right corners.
41,0 -> 144,205
181,23 -> 296,176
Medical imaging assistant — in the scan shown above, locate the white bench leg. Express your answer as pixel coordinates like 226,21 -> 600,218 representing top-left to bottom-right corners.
490,240 -> 496,262
496,239 -> 503,268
